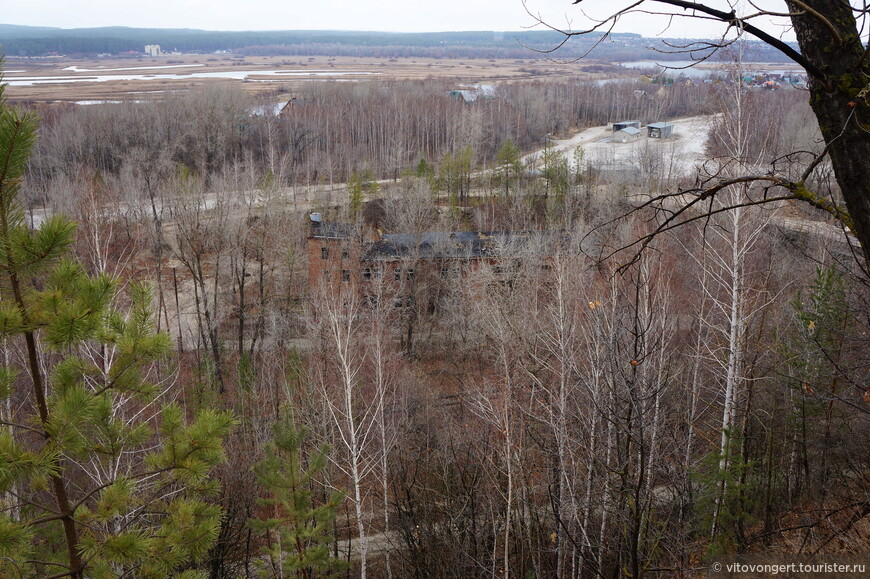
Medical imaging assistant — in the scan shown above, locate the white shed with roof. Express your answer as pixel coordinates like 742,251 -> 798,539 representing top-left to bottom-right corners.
615,126 -> 642,143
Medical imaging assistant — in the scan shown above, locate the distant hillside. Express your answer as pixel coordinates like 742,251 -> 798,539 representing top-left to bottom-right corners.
0,24 -> 795,62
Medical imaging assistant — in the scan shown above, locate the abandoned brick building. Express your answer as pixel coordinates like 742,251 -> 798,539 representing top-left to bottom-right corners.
306,213 -> 561,309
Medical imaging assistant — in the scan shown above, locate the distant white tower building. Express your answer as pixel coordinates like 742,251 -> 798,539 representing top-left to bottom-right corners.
145,45 -> 162,57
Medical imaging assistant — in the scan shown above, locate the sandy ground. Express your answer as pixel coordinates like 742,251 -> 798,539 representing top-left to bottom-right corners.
553,115 -> 716,162
523,114 -> 721,175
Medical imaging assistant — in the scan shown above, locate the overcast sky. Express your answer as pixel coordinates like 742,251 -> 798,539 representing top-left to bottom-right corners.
2,0 -> 794,39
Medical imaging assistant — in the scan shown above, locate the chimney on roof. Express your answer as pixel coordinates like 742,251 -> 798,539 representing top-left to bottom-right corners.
308,212 -> 323,237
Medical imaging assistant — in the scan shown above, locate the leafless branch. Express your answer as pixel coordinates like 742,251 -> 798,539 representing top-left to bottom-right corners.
560,0 -> 829,82
583,163 -> 855,274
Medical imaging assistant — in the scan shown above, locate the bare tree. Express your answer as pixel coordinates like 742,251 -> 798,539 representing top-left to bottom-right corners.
307,280 -> 400,578
166,167 -> 230,391
534,0 -> 870,264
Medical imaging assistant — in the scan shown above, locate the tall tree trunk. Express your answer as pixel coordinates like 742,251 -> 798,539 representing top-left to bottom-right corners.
787,0 -> 870,264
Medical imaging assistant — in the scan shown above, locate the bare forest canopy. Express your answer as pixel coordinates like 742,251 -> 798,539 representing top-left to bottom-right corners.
0,23 -> 796,61
1,40 -> 868,574
21,78 -> 730,191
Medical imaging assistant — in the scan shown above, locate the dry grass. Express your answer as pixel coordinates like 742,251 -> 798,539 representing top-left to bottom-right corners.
5,53 -> 607,102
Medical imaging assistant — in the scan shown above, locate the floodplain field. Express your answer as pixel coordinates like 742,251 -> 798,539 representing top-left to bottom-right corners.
4,53 -> 614,102
5,52 -> 806,105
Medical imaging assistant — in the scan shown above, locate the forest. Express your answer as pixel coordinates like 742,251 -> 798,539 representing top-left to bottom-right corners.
0,24 -> 796,62
0,60 -> 868,578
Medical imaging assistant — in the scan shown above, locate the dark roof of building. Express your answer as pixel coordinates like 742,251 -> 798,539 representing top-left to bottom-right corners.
647,122 -> 674,129
620,126 -> 642,135
309,222 -> 358,239
309,219 -> 565,260
363,230 -> 557,260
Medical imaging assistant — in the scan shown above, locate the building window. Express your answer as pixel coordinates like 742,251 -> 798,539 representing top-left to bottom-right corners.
342,270 -> 350,282
406,268 -> 415,280
342,247 -> 349,259
394,268 -> 401,281
362,268 -> 372,281
321,247 -> 329,260
322,269 -> 330,280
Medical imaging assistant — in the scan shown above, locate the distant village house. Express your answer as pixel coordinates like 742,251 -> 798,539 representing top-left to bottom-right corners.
447,85 -> 496,104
